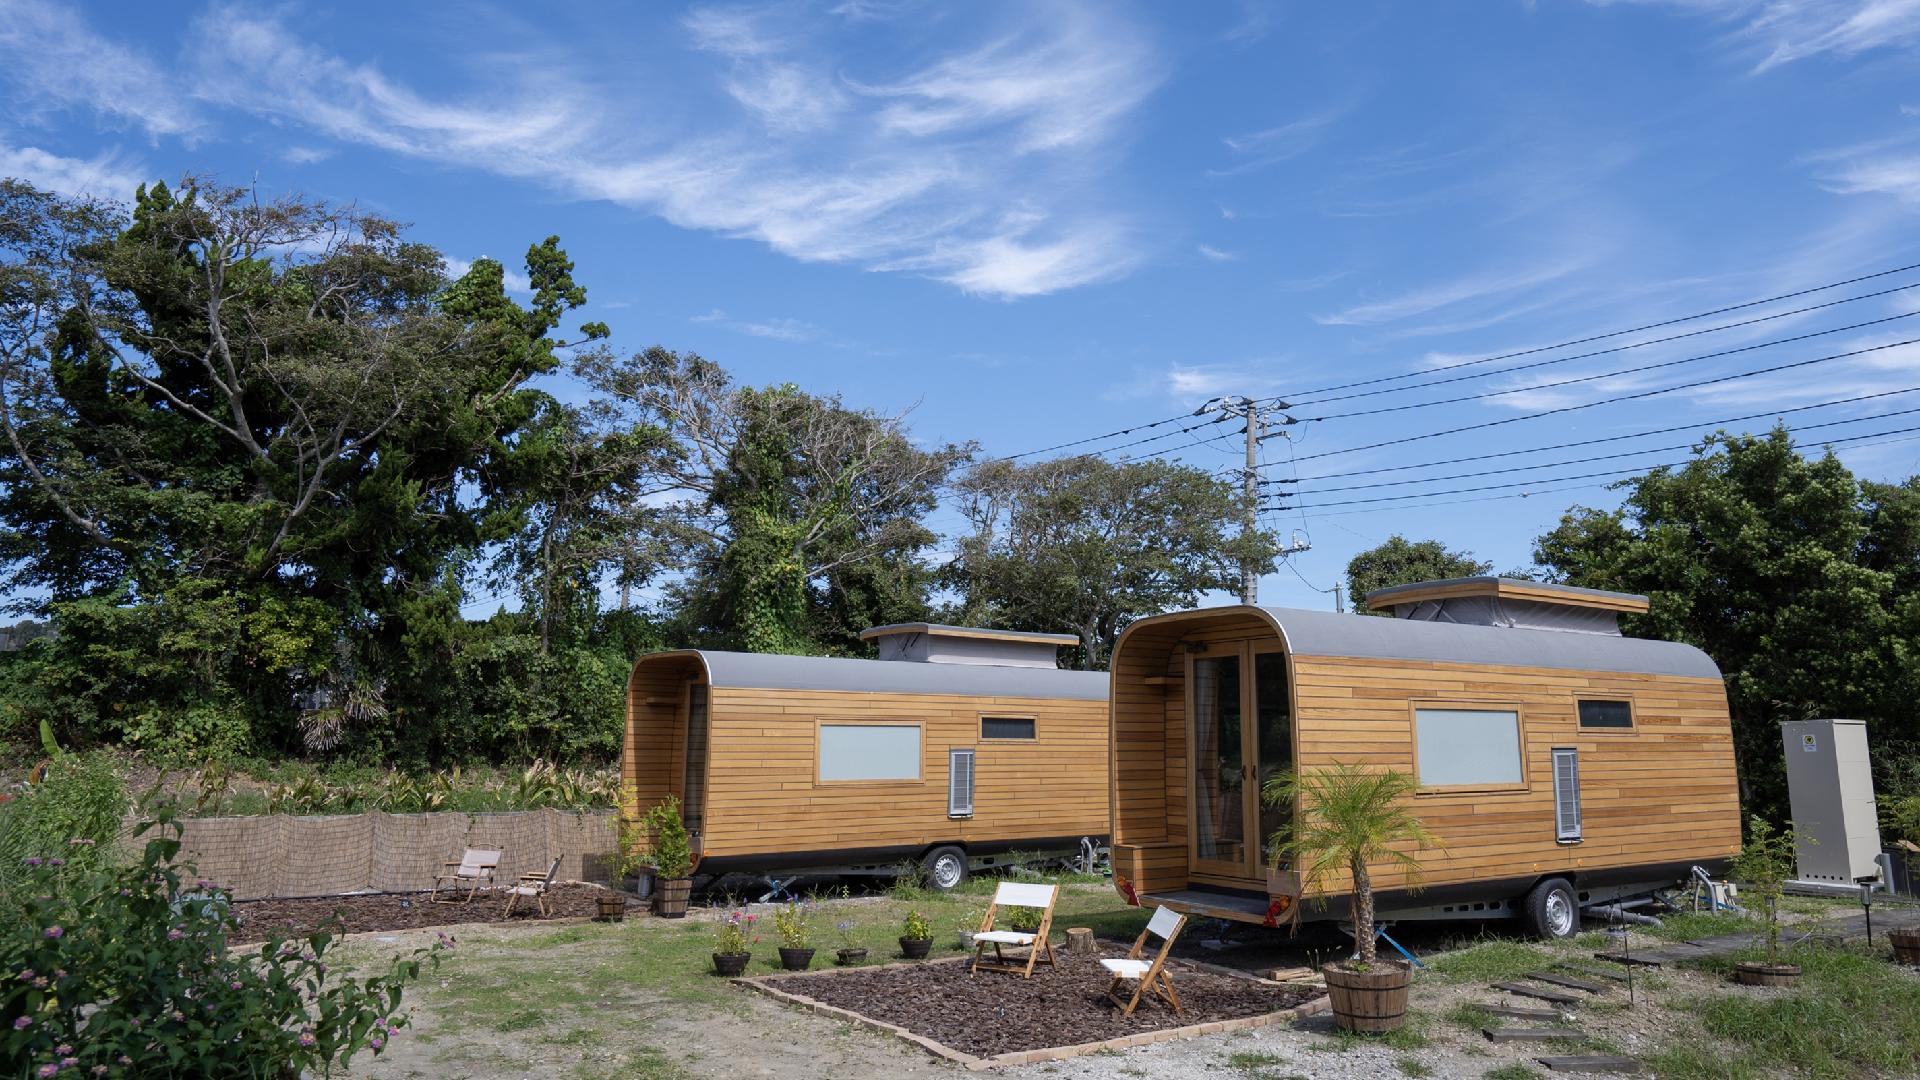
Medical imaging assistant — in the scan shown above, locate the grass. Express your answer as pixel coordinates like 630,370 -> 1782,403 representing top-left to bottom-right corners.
1481,1065 -> 1541,1080
1315,1009 -> 1433,1052
1394,1056 -> 1434,1077
1223,1049 -> 1289,1072
1638,910 -> 1759,942
1423,938 -> 1552,984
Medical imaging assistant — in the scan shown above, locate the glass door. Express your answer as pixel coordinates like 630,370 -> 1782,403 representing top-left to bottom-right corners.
1189,643 -> 1293,883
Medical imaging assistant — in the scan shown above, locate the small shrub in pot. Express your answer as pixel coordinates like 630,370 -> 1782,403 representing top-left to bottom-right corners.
899,909 -> 933,959
641,796 -> 694,918
1730,815 -> 1802,987
774,899 -> 815,970
834,918 -> 867,965
711,909 -> 757,976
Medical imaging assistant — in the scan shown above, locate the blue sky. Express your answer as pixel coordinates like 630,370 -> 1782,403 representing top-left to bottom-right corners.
4,0 -> 1919,616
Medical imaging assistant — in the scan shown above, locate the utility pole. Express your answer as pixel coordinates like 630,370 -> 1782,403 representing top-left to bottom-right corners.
1198,395 -> 1290,605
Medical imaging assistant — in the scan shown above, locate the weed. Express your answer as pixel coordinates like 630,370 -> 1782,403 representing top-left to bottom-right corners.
494,1008 -> 544,1032
1394,1056 -> 1434,1077
1224,1049 -> 1288,1070
1482,1065 -> 1541,1080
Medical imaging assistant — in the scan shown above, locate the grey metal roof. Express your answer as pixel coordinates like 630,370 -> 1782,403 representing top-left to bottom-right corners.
857,622 -> 1080,645
662,650 -> 1110,700
1259,606 -> 1722,680
1364,576 -> 1650,607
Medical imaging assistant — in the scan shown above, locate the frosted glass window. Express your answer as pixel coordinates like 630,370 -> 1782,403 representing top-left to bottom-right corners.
1414,708 -> 1523,788
819,724 -> 922,781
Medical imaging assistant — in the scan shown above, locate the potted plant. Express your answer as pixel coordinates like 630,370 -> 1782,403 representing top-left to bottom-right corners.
1265,763 -> 1434,1033
594,890 -> 627,921
956,906 -> 986,950
642,796 -> 694,918
617,809 -> 654,899
712,909 -> 757,977
834,918 -> 867,965
774,898 -> 816,970
899,908 -> 933,959
1731,815 -> 1802,987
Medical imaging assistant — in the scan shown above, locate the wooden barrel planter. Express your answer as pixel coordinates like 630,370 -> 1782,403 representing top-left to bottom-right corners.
653,877 -> 693,919
1732,961 -> 1801,987
1890,929 -> 1920,967
594,893 -> 627,921
1321,961 -> 1412,1033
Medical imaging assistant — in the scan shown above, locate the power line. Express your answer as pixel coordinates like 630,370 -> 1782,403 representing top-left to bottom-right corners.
1266,385 -> 1920,484
973,407 -> 1206,466
1275,404 -> 1920,493
1278,310 -> 1919,424
1287,281 -> 1920,408
1257,260 -> 1920,402
1265,424 -> 1920,509
1272,336 -> 1920,466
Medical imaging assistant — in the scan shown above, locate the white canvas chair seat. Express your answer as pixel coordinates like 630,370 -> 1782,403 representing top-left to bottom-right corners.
502,856 -> 563,918
970,881 -> 1059,978
429,848 -> 501,903
1106,905 -> 1187,1017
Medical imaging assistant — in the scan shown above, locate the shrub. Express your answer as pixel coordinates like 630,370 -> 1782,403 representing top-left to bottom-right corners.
902,909 -> 932,941
0,729 -> 127,911
641,796 -> 693,880
773,900 -> 813,950
714,910 -> 757,956
0,809 -> 444,1078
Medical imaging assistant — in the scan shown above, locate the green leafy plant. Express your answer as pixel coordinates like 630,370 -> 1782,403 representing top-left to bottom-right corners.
641,796 -> 693,880
0,729 -> 127,912
773,900 -> 813,949
902,909 -> 932,941
713,909 -> 757,956
0,807 -> 445,1076
1264,763 -> 1435,968
1731,815 -> 1799,966
1005,905 -> 1044,932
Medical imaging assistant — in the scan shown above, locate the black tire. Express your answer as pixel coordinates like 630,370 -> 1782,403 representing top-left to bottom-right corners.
1524,877 -> 1580,939
922,845 -> 969,891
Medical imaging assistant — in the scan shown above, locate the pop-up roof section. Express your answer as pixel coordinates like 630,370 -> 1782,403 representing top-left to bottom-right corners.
1362,577 -> 1650,637
858,623 -> 1079,668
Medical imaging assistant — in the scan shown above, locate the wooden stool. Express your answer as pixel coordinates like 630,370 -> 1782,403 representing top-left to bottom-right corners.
1065,927 -> 1097,956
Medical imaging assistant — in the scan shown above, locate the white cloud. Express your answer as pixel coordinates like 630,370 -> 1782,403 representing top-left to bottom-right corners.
444,257 -> 533,294
1313,260 -> 1586,327
0,0 -> 202,139
690,308 -> 823,342
1589,0 -> 1920,71
1209,107 -> 1347,179
1818,153 -> 1920,204
0,142 -> 150,198
1197,244 -> 1237,262
280,146 -> 333,165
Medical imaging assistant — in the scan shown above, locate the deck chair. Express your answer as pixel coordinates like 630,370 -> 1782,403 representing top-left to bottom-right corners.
503,856 -> 564,918
970,881 -> 1059,978
429,848 -> 501,903
1102,905 -> 1187,1016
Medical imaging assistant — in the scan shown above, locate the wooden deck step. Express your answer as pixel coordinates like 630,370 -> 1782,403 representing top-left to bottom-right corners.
1480,1004 -> 1569,1021
1591,952 -> 1662,969
1525,971 -> 1609,993
1485,1027 -> 1583,1043
1536,1055 -> 1646,1073
1492,981 -> 1584,1005
1554,962 -> 1630,983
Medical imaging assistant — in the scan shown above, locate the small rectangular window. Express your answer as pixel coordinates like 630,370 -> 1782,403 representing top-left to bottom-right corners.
1552,747 -> 1582,842
981,716 -> 1036,740
948,748 -> 975,818
818,724 -> 921,782
1577,699 -> 1634,729
1414,707 -> 1524,789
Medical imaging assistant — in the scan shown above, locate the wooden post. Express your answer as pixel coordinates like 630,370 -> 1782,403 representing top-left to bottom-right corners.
1065,927 -> 1096,956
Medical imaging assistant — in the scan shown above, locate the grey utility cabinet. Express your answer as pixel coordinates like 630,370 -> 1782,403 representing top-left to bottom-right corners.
1779,719 -> 1882,884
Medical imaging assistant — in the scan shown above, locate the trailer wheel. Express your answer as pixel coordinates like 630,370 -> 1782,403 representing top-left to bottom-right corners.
923,846 -> 969,891
1524,877 -> 1579,939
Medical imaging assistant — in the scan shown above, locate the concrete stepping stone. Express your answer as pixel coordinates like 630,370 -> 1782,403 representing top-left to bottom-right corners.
1536,1054 -> 1646,1073
1525,971 -> 1609,993
1492,981 -> 1583,1005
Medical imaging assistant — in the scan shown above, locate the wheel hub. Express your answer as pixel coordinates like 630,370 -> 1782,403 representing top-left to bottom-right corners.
1545,891 -> 1575,936
932,855 -> 964,889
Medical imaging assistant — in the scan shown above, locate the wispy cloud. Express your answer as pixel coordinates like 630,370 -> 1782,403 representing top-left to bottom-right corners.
1209,107 -> 1348,179
691,307 -> 822,342
279,145 -> 332,165
1589,0 -> 1920,72
1818,153 -> 1920,204
0,0 -> 202,140
1313,260 -> 1587,327
1197,244 -> 1237,262
0,141 -> 150,197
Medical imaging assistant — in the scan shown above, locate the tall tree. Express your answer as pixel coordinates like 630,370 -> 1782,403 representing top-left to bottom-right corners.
1532,429 -> 1918,817
1345,535 -> 1492,615
946,455 -> 1278,669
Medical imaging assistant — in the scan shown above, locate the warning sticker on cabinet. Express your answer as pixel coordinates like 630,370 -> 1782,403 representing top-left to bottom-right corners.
1802,733 -> 1819,752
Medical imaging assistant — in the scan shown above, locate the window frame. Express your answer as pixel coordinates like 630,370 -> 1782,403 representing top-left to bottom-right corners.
1575,697 -> 1637,733
979,714 -> 1038,741
1407,700 -> 1531,796
948,747 -> 975,818
1551,745 -> 1583,844
813,719 -> 926,786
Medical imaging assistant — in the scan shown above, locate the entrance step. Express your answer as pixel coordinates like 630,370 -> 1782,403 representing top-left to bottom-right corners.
1554,962 -> 1630,983
1479,1004 -> 1569,1021
1524,971 -> 1609,993
1536,1055 -> 1646,1073
1492,981 -> 1583,1005
1484,1027 -> 1582,1043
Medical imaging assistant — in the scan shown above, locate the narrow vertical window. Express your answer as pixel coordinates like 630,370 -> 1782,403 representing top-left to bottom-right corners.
948,748 -> 975,818
1552,747 -> 1582,843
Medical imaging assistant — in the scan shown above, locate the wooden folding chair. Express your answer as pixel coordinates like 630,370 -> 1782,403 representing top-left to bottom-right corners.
429,849 -> 501,903
1102,905 -> 1187,1016
503,856 -> 563,918
970,881 -> 1059,978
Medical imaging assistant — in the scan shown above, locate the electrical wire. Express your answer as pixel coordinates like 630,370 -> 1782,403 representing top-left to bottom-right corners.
972,407 -> 1206,466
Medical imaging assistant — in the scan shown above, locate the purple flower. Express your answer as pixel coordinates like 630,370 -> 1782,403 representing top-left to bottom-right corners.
297,1031 -> 316,1048
43,926 -> 63,939
170,1010 -> 184,1023
24,857 -> 41,867
36,1064 -> 58,1078
54,1045 -> 71,1056
52,970 -> 64,979
91,1068 -> 106,1077
17,968 -> 33,980
229,981 -> 242,990
166,929 -> 183,941
12,1016 -> 31,1030
59,1059 -> 76,1069
47,858 -> 63,868
369,1034 -> 385,1051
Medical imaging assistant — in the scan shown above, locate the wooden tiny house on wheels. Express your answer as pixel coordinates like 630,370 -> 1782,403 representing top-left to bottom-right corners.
1107,578 -> 1741,938
624,624 -> 1109,890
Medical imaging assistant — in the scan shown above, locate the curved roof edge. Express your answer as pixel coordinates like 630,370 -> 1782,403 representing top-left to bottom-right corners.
632,649 -> 1109,701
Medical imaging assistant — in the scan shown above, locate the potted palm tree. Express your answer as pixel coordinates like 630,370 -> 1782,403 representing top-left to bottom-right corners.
1265,763 -> 1434,1033
1731,815 -> 1801,987
643,796 -> 694,918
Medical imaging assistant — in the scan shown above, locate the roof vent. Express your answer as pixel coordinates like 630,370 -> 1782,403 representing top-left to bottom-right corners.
857,624 -> 1078,668
1362,577 -> 1649,636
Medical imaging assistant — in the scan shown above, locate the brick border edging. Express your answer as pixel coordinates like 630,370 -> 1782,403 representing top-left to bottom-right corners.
737,954 -> 1330,1071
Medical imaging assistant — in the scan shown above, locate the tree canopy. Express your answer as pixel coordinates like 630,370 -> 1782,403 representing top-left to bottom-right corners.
1343,534 -> 1492,614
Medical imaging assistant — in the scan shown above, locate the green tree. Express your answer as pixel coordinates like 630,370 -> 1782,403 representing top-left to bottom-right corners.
945,455 -> 1278,669
1532,429 -> 1917,817
1345,535 -> 1491,615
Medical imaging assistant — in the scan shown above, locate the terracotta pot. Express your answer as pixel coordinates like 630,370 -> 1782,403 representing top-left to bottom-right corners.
778,946 -> 815,971
1890,929 -> 1920,967
653,877 -> 692,919
1733,961 -> 1801,987
1322,960 -> 1412,1033
595,894 -> 627,922
899,936 -> 933,959
712,951 -> 751,977
836,947 -> 868,966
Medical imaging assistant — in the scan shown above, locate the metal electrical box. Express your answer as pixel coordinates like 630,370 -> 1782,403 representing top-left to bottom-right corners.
1779,719 -> 1882,884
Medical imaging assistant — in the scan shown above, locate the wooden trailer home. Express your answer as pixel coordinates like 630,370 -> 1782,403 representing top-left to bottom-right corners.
1107,578 -> 1740,937
623,624 -> 1109,888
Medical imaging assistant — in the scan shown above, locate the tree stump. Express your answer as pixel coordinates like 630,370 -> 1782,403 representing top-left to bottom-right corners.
1065,927 -> 1096,956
